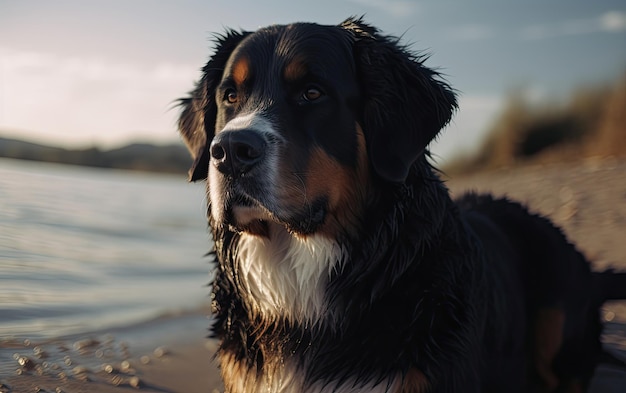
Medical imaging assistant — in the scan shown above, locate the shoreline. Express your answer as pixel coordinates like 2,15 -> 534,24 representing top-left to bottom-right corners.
2,308 -> 223,393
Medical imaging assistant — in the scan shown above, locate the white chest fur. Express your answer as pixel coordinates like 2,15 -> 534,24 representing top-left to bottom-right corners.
235,228 -> 346,325
221,351 -> 400,393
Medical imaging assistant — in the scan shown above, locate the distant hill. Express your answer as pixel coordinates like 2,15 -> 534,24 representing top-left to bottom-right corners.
0,137 -> 193,175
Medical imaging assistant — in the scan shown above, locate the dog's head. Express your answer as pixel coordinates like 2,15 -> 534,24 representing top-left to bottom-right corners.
178,18 -> 457,238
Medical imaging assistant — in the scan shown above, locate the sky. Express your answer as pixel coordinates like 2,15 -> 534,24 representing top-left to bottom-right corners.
1,0 -> 625,163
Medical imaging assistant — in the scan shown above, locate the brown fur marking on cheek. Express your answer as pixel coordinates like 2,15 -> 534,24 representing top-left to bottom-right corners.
306,147 -> 353,211
232,56 -> 250,86
396,369 -> 430,393
304,125 -> 370,236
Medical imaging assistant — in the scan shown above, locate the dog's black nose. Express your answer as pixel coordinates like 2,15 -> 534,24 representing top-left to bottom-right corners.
210,130 -> 266,176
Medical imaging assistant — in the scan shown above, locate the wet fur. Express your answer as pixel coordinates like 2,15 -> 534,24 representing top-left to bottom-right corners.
178,17 -> 622,393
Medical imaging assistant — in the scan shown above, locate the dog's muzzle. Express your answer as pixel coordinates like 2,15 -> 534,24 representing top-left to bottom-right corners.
210,129 -> 266,177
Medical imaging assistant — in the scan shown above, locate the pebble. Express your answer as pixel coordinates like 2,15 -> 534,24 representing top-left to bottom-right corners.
110,375 -> 124,386
72,365 -> 89,375
102,364 -> 115,374
120,360 -> 132,373
17,356 -> 36,371
129,376 -> 141,389
74,373 -> 90,382
107,375 -> 142,389
153,346 -> 168,358
140,355 -> 150,365
33,346 -> 47,359
73,338 -> 99,351
35,365 -> 44,376
0,383 -> 11,393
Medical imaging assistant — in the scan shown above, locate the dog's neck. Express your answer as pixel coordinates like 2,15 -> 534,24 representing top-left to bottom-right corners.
233,223 -> 346,325
215,162 -> 456,326
210,164 -> 471,392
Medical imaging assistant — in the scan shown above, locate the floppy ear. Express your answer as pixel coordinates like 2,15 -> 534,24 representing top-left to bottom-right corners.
177,30 -> 249,181
341,18 -> 457,182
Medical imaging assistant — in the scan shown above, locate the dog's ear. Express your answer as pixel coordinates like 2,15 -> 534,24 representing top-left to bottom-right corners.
177,30 -> 249,182
341,18 -> 457,183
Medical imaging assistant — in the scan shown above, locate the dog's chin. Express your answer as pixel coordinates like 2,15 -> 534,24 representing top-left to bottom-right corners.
230,205 -> 275,237
226,202 -> 327,238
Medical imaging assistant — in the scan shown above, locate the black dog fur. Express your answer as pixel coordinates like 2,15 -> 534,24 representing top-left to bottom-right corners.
178,17 -> 624,393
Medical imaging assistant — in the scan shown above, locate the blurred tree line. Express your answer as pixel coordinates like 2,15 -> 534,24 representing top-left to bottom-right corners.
0,138 -> 192,175
446,70 -> 626,174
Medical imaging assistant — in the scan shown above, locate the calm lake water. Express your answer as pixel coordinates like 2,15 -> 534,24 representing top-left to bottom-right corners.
0,158 -> 211,340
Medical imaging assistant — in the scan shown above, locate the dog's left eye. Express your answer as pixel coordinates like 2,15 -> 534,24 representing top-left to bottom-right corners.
301,87 -> 323,102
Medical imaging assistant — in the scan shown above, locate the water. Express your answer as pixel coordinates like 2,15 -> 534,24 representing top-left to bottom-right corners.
0,158 -> 211,340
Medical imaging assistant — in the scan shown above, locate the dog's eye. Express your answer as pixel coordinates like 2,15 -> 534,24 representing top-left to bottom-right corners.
302,87 -> 323,102
224,89 -> 238,104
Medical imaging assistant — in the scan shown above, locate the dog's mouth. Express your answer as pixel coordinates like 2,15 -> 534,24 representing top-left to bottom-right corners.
229,202 -> 275,237
224,194 -> 328,238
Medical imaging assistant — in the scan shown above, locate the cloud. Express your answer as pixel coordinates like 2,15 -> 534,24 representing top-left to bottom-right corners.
0,47 -> 197,146
347,0 -> 419,18
520,10 -> 626,40
601,10 -> 626,32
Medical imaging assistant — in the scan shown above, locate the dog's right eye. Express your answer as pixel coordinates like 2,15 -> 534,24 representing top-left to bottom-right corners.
303,87 -> 322,102
224,89 -> 238,104
297,85 -> 325,105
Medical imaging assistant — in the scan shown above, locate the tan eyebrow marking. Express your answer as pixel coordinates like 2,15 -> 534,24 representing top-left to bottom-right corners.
232,56 -> 250,86
284,58 -> 308,83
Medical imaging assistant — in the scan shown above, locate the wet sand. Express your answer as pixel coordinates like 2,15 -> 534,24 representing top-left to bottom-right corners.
2,309 -> 223,393
4,158 -> 626,392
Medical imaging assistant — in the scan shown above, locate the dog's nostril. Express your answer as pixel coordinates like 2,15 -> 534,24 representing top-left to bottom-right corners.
210,144 -> 226,160
210,129 -> 266,176
235,144 -> 262,162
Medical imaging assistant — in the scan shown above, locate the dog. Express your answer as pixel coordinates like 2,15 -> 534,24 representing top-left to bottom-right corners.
177,17 -> 626,393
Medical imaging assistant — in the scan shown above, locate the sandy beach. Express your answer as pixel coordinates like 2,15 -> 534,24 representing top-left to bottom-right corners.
2,308 -> 223,393
3,158 -> 626,392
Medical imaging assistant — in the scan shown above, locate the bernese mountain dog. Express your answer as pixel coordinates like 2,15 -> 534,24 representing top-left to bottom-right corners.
177,17 -> 626,393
